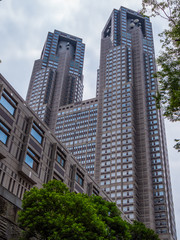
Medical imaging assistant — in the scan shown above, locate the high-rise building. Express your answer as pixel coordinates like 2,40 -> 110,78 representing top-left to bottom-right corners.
55,98 -> 98,177
1,74 -> 130,240
94,7 -> 176,239
26,6 -> 177,240
26,30 -> 85,130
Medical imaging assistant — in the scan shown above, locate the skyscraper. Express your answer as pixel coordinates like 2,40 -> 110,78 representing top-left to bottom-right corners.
26,30 -> 85,130
26,6 -> 177,240
1,74 -> 129,240
94,7 -> 176,239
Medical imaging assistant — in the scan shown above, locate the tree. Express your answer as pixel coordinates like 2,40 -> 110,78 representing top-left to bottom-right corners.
89,195 -> 131,240
141,0 -> 180,150
18,180 -> 160,240
129,221 -> 160,240
18,180 -> 107,240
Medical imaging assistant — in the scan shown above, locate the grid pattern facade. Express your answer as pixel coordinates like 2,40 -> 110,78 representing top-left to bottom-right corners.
26,30 -> 85,130
27,68 -> 55,124
95,6 -> 176,239
0,74 -> 123,216
55,98 -> 98,176
99,45 -> 136,221
25,6 -> 177,240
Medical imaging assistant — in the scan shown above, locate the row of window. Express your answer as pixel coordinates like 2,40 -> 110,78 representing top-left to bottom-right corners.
25,144 -> 66,173
0,89 -> 87,188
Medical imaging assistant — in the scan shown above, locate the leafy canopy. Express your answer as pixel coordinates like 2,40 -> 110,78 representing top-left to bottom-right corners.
141,0 -> 180,150
129,221 -> 160,240
18,180 -> 107,240
18,180 -> 160,240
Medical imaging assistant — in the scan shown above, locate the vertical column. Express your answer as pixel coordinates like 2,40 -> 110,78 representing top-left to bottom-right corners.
131,26 -> 155,229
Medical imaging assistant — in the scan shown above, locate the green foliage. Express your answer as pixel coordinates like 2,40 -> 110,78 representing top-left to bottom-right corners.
174,138 -> 180,152
141,0 -> 180,150
18,180 -> 107,240
129,221 -> 160,240
141,0 -> 180,122
18,180 -> 160,240
90,195 -> 131,240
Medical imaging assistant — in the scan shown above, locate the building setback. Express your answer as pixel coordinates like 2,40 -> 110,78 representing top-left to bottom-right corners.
25,6 -> 176,240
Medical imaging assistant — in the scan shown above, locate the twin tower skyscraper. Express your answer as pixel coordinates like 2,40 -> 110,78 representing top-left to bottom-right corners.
26,6 -> 177,240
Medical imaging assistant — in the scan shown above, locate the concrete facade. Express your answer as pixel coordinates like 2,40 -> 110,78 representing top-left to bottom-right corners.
0,74 -> 129,239
55,98 -> 98,177
95,7 -> 176,239
25,6 -> 177,240
26,30 -> 85,131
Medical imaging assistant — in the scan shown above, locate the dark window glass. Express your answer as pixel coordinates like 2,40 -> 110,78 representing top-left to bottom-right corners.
31,123 -> 43,144
75,173 -> 84,186
3,91 -> 17,105
57,153 -> 65,168
0,90 -> 17,115
92,187 -> 99,196
0,121 -> 10,144
25,148 -> 39,171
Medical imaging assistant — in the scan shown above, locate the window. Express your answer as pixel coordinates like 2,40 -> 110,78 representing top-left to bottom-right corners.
57,150 -> 66,168
75,171 -> 84,187
92,187 -> 99,196
25,148 -> 39,171
0,90 -> 17,115
0,121 -> 10,144
31,122 -> 44,144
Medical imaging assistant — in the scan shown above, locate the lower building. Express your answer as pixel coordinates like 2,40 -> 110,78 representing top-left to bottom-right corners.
0,74 -> 129,239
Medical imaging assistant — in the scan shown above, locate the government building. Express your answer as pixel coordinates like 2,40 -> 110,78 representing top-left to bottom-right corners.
0,6 -> 177,240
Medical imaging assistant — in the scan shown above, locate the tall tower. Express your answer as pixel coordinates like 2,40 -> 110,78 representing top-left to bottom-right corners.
26,7 -> 177,240
95,6 -> 176,240
26,30 -> 85,130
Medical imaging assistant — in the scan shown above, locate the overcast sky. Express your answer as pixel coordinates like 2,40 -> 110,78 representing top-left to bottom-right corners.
0,0 -> 179,237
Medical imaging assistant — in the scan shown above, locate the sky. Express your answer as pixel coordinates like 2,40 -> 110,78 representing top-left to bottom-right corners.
0,0 -> 179,237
